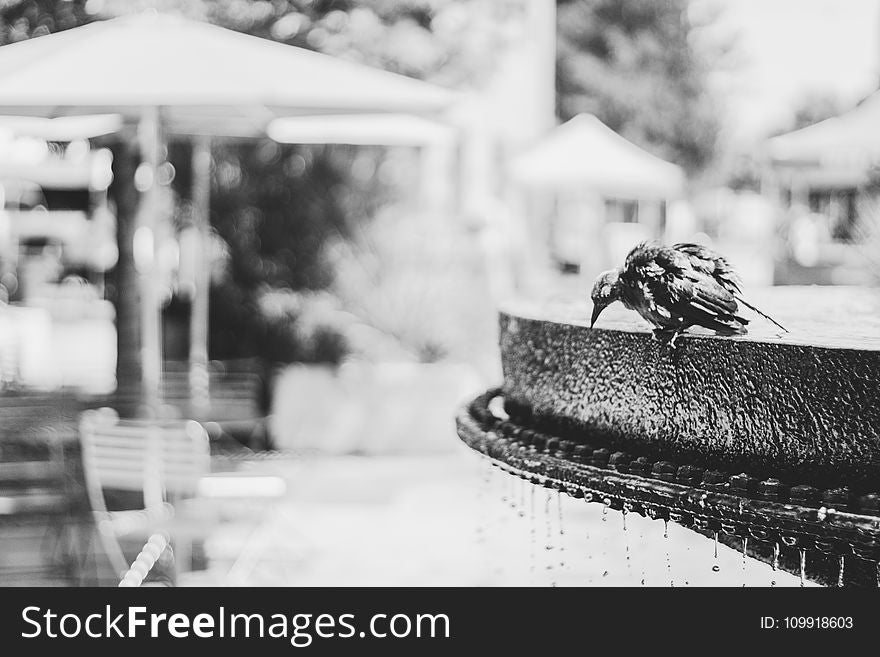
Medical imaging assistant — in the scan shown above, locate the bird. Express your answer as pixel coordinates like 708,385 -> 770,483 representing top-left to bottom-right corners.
590,241 -> 787,347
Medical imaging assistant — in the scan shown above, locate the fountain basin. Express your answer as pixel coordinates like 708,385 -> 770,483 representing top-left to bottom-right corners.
499,287 -> 880,492
456,287 -> 880,584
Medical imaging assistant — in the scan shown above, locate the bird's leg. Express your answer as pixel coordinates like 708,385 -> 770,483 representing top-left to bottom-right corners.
652,328 -> 676,346
653,324 -> 690,352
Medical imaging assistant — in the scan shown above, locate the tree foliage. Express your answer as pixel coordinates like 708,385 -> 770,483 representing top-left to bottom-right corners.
556,0 -> 720,173
0,0 -> 516,364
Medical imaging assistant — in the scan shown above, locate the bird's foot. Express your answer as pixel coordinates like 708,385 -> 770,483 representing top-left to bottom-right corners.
653,328 -> 683,352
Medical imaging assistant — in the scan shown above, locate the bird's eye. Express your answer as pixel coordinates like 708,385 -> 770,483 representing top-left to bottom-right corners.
601,285 -> 611,297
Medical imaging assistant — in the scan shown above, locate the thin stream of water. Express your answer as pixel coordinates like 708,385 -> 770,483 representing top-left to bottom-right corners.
544,489 -> 555,585
711,531 -> 720,573
556,490 -> 565,569
799,549 -> 807,587
528,484 -> 536,580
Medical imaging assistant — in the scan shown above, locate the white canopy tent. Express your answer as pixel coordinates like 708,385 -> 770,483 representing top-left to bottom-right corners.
509,113 -> 685,199
766,91 -> 880,191
767,91 -> 880,169
508,114 -> 687,282
0,12 -> 455,413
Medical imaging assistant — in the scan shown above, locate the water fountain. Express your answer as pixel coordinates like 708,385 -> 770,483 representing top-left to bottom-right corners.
457,288 -> 880,586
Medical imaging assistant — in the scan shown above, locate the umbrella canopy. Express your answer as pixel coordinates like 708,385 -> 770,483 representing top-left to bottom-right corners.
0,12 -> 456,414
0,12 -> 455,136
509,114 -> 685,200
0,114 -> 123,141
267,113 -> 454,146
767,91 -> 880,173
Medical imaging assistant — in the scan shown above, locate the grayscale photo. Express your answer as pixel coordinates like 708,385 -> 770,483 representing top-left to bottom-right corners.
0,0 -> 878,595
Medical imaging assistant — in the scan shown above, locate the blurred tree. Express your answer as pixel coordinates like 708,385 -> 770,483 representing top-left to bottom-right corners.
0,0 -> 517,366
769,91 -> 846,136
0,0 -> 92,44
556,0 -> 720,173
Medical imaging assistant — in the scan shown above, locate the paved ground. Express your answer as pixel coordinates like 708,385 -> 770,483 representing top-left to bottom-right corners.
179,447 -> 809,587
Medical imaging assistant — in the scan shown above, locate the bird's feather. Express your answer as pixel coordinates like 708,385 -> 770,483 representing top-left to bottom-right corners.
618,241 -> 750,334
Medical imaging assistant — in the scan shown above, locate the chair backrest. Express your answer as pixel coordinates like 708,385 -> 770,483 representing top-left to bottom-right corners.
79,409 -> 210,512
109,360 -> 265,421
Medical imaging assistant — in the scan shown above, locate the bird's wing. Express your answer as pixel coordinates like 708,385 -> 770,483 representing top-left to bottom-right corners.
621,242 -> 748,333
673,242 -> 788,332
672,242 -> 742,294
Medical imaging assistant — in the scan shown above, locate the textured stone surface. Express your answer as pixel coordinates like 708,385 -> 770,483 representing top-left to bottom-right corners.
500,287 -> 880,491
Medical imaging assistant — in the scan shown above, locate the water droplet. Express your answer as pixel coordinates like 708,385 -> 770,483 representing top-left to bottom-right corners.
663,519 -> 668,540
712,565 -> 720,572
622,505 -> 628,532
770,581 -> 776,587
602,570 -> 608,578
837,555 -> 845,588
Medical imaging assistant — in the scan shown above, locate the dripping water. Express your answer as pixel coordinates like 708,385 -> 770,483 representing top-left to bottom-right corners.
741,537 -> 748,587
770,542 -> 779,587
544,489 -> 555,585
475,463 -> 490,546
528,484 -> 536,578
664,519 -> 673,587
837,555 -> 845,588
584,495 -> 593,585
556,490 -> 565,569
622,506 -> 632,579
711,531 -> 720,573
799,549 -> 806,587
518,479 -> 526,518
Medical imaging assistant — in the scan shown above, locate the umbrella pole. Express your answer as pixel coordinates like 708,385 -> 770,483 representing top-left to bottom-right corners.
136,106 -> 164,417
189,135 -> 211,411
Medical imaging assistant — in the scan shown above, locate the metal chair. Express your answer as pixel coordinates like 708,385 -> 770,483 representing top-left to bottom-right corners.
0,393 -> 86,585
78,408 -> 289,585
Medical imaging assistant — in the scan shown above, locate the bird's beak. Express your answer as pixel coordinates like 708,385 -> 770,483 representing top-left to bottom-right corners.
590,304 -> 604,329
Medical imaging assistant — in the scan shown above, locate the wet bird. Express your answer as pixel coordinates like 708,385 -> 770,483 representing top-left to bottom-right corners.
590,242 -> 787,347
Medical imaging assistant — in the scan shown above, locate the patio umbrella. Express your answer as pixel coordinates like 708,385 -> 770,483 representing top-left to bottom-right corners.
267,113 -> 454,146
0,12 -> 455,414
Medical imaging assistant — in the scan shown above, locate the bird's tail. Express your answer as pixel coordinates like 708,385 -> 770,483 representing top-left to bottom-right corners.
735,295 -> 788,333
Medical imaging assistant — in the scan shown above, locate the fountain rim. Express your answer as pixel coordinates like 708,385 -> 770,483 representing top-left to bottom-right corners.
499,296 -> 880,353
458,388 -> 880,561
